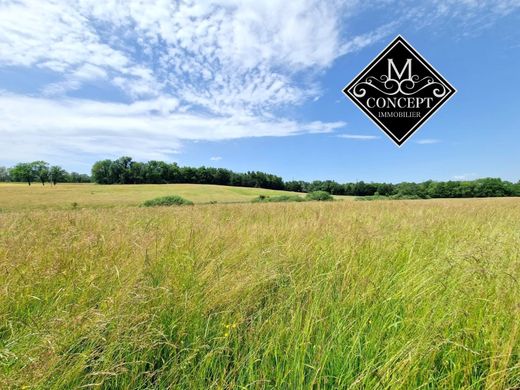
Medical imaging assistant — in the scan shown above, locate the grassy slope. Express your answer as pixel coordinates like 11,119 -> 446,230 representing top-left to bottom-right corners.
0,189 -> 519,388
0,183 -> 330,211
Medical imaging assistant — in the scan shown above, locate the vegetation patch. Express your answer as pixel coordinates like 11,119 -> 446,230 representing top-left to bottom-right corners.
356,194 -> 424,201
253,191 -> 333,203
2,199 -> 519,388
142,195 -> 194,207
305,190 -> 334,201
252,194 -> 305,203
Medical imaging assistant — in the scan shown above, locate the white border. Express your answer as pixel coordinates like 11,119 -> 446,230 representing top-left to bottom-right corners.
342,35 -> 457,147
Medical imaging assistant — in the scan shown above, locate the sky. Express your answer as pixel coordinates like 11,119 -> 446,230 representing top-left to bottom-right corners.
0,0 -> 519,183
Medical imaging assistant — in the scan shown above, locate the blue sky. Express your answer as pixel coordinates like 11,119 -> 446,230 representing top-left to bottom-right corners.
0,0 -> 519,183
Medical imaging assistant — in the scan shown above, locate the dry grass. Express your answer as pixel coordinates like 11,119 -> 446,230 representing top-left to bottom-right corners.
0,190 -> 519,388
0,183 -> 333,211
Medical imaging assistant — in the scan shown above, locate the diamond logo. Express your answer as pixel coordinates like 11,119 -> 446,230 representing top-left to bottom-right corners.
343,36 -> 456,146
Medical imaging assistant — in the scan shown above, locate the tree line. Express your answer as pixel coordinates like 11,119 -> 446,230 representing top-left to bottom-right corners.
0,162 -> 90,185
292,178 -> 520,198
2,156 -> 520,199
91,157 -> 285,189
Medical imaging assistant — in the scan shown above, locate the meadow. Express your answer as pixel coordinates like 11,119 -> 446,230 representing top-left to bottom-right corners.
0,183 -> 315,211
0,184 -> 519,388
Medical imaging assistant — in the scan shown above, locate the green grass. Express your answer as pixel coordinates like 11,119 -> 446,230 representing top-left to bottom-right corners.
252,194 -> 306,203
0,186 -> 519,388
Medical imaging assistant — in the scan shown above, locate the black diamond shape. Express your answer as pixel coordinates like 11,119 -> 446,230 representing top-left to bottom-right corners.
343,35 -> 456,146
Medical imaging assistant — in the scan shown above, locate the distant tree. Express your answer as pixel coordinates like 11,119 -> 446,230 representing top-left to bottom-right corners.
396,182 -> 427,198
49,165 -> 67,185
31,161 -> 50,186
85,156 -> 520,199
376,183 -> 395,196
9,163 -> 35,185
181,166 -> 199,184
170,163 -> 183,183
144,160 -> 171,184
352,181 -> 378,196
129,161 -> 145,184
68,172 -> 91,183
308,180 -> 342,194
342,183 -> 355,195
473,178 -> 513,197
285,180 -> 306,192
91,159 -> 113,184
110,156 -> 133,184
214,168 -> 232,186
0,166 -> 10,182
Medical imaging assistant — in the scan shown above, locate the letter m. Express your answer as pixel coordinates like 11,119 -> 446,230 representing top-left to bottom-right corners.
387,58 -> 412,80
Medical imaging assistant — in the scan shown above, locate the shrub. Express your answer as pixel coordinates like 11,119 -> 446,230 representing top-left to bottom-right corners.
142,195 -> 193,207
391,193 -> 424,200
305,191 -> 333,201
252,195 -> 305,203
355,194 -> 425,201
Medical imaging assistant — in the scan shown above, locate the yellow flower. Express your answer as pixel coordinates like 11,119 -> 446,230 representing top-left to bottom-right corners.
224,332 -> 229,337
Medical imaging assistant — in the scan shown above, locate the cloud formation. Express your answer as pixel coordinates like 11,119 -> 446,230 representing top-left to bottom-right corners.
0,93 -> 344,161
0,0 -> 366,161
0,0 -> 518,164
338,134 -> 380,140
415,138 -> 441,145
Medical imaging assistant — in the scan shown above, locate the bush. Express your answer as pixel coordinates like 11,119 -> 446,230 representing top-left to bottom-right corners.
142,195 -> 193,207
305,191 -> 333,201
252,195 -> 305,203
391,193 -> 424,200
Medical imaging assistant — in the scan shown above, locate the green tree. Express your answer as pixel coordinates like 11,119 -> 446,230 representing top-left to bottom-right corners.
110,156 -> 133,184
9,163 -> 35,185
285,180 -> 306,192
376,183 -> 395,196
49,165 -> 67,185
0,166 -> 10,182
129,161 -> 145,184
91,160 -> 113,184
31,161 -> 50,186
68,172 -> 91,183
144,160 -> 171,184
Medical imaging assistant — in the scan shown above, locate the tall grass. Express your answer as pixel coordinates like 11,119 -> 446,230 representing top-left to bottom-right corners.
0,199 -> 519,388
0,183 -> 325,211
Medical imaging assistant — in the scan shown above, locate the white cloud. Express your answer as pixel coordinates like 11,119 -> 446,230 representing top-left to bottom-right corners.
0,0 -> 517,164
401,0 -> 520,32
42,64 -> 108,96
0,0 -> 361,163
210,156 -> 223,161
453,173 -> 478,180
338,133 -> 379,140
0,0 -> 374,114
415,138 -> 441,144
0,93 -> 344,161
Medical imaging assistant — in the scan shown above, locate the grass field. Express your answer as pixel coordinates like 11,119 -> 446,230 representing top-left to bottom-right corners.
0,183 -> 323,211
0,184 -> 519,388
